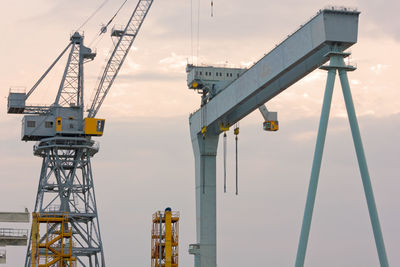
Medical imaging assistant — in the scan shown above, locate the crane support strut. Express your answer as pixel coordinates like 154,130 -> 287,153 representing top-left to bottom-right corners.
295,48 -> 389,267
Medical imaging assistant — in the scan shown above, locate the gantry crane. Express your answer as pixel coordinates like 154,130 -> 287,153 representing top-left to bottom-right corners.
7,0 -> 154,266
186,7 -> 389,267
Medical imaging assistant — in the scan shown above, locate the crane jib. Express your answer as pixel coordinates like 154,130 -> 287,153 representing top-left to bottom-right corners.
88,0 -> 154,118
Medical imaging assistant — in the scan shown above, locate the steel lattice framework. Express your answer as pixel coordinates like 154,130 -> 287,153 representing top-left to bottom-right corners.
56,39 -> 82,107
88,0 -> 154,118
25,137 -> 104,267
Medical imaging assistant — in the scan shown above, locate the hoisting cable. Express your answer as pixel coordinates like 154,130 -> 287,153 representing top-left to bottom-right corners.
196,0 -> 200,65
223,131 -> 227,193
88,0 -> 129,48
190,0 -> 194,64
234,124 -> 240,195
89,32 -> 106,48
99,0 -> 129,36
76,0 -> 110,32
202,141 -> 206,194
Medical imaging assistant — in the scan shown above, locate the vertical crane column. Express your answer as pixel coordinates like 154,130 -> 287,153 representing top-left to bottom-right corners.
189,132 -> 219,267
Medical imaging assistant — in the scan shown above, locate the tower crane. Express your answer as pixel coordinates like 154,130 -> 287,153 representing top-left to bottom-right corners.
7,0 -> 154,266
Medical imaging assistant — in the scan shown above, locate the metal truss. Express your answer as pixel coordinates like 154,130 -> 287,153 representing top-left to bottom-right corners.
88,0 -> 154,118
25,137 -> 105,267
56,36 -> 83,108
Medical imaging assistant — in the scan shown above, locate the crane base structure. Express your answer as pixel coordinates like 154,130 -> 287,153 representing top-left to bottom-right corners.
187,7 -> 389,267
25,137 -> 105,267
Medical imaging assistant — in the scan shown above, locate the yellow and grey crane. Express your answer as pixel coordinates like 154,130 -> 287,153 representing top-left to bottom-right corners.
7,0 -> 154,266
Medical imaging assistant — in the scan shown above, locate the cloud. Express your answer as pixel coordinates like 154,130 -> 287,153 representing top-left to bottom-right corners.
369,63 -> 389,75
117,71 -> 183,82
358,0 -> 400,41
159,53 -> 188,72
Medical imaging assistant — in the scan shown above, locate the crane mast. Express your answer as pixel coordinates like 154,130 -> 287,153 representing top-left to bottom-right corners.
88,0 -> 154,118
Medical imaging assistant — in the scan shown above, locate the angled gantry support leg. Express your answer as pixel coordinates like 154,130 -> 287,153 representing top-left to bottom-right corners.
295,47 -> 389,267
338,58 -> 389,267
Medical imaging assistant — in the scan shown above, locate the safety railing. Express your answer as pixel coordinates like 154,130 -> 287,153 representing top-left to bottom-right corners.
152,211 -> 180,221
322,5 -> 358,13
9,87 -> 26,93
0,228 -> 28,238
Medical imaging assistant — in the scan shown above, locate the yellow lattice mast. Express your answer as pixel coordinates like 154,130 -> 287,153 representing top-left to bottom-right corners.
31,213 -> 76,267
151,208 -> 179,267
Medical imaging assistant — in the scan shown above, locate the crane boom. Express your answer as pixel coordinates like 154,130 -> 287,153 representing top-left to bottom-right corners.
88,0 -> 154,118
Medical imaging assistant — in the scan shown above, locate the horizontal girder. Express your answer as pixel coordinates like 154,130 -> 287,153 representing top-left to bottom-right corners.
189,8 -> 360,136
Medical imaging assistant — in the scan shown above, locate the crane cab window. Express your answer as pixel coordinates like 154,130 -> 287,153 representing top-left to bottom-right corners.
45,121 -> 53,128
27,121 -> 35,128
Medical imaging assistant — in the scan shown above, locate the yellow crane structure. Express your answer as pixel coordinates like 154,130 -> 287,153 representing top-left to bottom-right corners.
151,208 -> 179,267
31,213 -> 76,267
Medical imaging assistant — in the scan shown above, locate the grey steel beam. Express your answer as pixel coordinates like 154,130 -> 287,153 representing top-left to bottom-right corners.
189,9 -> 360,137
338,58 -> 389,267
0,211 -> 29,223
0,247 -> 5,264
0,238 -> 28,246
295,54 -> 337,267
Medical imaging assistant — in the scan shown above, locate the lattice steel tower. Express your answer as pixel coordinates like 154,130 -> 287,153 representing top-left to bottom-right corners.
7,0 -> 154,266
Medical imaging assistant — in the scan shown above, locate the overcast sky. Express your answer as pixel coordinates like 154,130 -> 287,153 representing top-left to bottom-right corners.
0,0 -> 399,266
